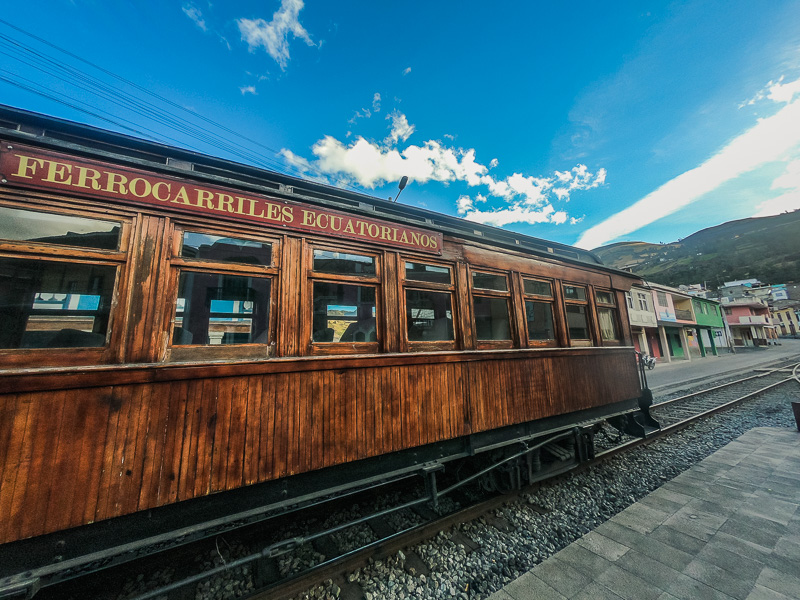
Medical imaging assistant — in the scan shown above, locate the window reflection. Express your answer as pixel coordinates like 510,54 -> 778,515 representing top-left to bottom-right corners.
566,305 -> 590,340
406,289 -> 454,341
525,300 -> 555,341
312,250 -> 375,275
0,258 -> 115,348
313,283 -> 377,342
474,296 -> 511,340
181,232 -> 272,265
173,272 -> 270,345
0,206 -> 120,250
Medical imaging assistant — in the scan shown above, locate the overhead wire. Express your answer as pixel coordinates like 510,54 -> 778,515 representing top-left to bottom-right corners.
0,18 -> 364,194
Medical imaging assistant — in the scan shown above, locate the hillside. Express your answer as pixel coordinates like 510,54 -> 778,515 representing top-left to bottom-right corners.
592,210 -> 800,288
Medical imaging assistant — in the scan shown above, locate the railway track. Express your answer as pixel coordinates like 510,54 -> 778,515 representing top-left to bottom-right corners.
36,357 -> 800,600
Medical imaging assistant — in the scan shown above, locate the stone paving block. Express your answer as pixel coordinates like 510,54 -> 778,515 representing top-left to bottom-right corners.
638,492 -> 687,515
718,515 -> 784,549
754,566 -> 800,599
695,542 -> 765,580
648,523 -> 707,558
666,573 -> 739,600
772,536 -> 800,561
736,497 -> 798,526
599,522 -> 695,571
612,503 -> 672,535
709,532 -> 773,565
682,558 -> 755,600
502,573 -> 567,600
614,551 -> 684,592
744,584 -> 796,600
661,507 -> 724,542
647,486 -> 696,507
530,556 -> 593,598
551,543 -> 616,580
596,564 -> 665,600
686,497 -> 742,520
575,530 -> 630,562
656,593 -> 682,600
571,582 -> 625,600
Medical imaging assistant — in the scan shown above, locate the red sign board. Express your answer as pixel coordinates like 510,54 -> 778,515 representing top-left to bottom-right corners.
0,144 -> 442,254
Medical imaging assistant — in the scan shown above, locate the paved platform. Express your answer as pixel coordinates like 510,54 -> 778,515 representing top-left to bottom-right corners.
489,427 -> 800,600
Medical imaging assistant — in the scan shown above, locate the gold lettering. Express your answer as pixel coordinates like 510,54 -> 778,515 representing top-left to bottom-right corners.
265,203 -> 281,221
43,160 -> 73,185
172,186 -> 192,204
152,182 -> 171,201
235,196 -> 247,214
411,232 -> 421,246
11,155 -> 44,179
330,216 -> 342,231
75,166 -> 102,190
316,214 -> 329,229
302,210 -> 316,226
104,171 -> 128,194
128,177 -> 152,198
400,231 -> 409,244
379,226 -> 392,240
216,193 -> 234,212
343,220 -> 356,234
281,206 -> 293,222
195,189 -> 215,209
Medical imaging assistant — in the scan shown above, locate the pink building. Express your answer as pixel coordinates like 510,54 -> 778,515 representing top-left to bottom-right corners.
722,299 -> 772,346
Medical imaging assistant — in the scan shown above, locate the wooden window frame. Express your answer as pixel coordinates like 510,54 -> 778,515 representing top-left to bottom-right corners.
470,267 -> 515,350
304,242 -> 382,356
0,199 -> 132,367
562,282 -> 593,347
595,287 -> 622,346
401,258 -> 458,352
165,224 -> 280,362
520,275 -> 557,348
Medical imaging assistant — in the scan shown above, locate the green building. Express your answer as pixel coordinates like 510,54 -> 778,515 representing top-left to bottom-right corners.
691,297 -> 726,356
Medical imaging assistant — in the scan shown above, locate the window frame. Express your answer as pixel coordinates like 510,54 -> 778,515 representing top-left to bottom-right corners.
562,282 -> 593,347
166,224 -> 281,362
520,275 -> 557,348
305,242 -> 382,355
0,199 -> 132,367
594,288 -> 622,345
470,267 -> 515,349
401,258 -> 458,352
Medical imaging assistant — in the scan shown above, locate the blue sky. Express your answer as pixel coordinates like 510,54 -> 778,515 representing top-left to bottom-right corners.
2,0 -> 800,250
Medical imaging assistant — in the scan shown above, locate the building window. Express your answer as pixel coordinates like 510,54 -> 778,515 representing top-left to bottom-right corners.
637,293 -> 649,311
625,292 -> 634,309
170,229 -> 277,358
0,205 -> 127,364
563,283 -> 592,345
595,289 -> 620,342
472,270 -> 512,345
657,291 -> 668,306
522,277 -> 555,345
404,261 -> 455,347
309,247 -> 380,353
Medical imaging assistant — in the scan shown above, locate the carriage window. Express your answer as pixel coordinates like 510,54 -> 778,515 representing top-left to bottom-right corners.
0,258 -> 116,349
474,297 -> 512,340
405,262 -> 451,284
181,232 -> 272,266
596,289 -> 620,342
173,272 -> 271,345
472,272 -> 508,291
313,250 -> 376,275
563,284 -> 591,344
0,205 -> 121,249
313,283 -> 376,342
522,277 -> 555,344
406,290 -> 454,342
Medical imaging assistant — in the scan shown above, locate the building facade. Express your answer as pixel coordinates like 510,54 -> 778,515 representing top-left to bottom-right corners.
722,298 -> 773,346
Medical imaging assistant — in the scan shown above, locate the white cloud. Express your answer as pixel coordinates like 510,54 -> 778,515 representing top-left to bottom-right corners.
372,93 -> 381,112
753,159 -> 800,216
182,3 -> 207,31
384,110 -> 415,145
239,85 -> 257,95
576,77 -> 800,249
281,110 -> 606,225
403,67 -> 412,76
237,0 -> 315,70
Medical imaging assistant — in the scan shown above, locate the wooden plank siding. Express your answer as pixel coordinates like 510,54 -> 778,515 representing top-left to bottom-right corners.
0,348 -> 638,544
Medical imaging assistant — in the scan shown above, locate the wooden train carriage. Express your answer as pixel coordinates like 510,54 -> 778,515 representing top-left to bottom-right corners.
0,107 -> 645,583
